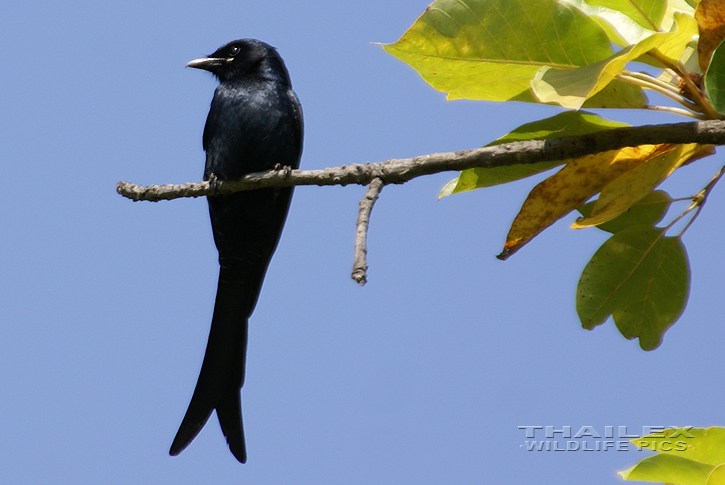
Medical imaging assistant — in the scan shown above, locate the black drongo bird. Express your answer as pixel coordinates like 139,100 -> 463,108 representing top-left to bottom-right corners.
169,39 -> 303,463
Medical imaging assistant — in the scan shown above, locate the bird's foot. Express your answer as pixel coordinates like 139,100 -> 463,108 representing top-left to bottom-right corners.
273,163 -> 293,179
207,173 -> 220,195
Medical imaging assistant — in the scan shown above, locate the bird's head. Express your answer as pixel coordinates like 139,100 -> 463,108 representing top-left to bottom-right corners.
186,39 -> 290,85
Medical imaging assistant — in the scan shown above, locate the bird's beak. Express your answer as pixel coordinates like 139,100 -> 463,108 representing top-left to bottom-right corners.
186,57 -> 230,70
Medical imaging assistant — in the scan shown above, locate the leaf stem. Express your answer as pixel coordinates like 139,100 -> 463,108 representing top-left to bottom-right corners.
618,72 -> 700,111
670,163 -> 725,237
625,71 -> 682,93
644,105 -> 707,119
648,52 -> 722,119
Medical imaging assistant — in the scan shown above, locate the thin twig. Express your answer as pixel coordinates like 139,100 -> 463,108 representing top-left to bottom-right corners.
675,162 -> 725,237
352,178 -> 384,286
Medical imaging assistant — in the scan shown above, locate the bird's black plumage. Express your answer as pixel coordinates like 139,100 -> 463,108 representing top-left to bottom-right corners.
169,39 -> 303,463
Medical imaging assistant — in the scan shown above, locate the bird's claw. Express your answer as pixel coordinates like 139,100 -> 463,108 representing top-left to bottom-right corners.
273,163 -> 292,179
207,173 -> 220,194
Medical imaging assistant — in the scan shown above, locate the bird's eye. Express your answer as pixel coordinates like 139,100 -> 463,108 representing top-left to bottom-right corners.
229,46 -> 240,56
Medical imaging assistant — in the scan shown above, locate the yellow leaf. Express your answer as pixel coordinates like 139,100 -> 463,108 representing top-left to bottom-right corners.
647,13 -> 699,66
572,143 -> 714,228
532,15 -> 695,109
696,0 -> 725,72
498,144 -> 674,259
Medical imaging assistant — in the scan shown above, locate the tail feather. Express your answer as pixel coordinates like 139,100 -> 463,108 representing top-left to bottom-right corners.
217,386 -> 246,463
170,268 -> 250,462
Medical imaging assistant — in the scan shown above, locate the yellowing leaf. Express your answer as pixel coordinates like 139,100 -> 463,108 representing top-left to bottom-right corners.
441,111 -> 631,197
532,14 -> 695,109
572,143 -> 714,228
498,144 -> 671,259
696,0 -> 725,72
577,190 -> 673,233
646,12 -> 698,66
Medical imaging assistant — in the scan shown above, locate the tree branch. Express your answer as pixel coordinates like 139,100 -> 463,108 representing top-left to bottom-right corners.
352,178 -> 384,286
117,120 -> 725,202
117,119 -> 725,284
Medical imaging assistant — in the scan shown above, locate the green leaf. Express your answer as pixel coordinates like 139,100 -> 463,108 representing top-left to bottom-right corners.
482,111 -> 630,143
633,427 -> 725,465
382,0 -> 627,103
581,78 -> 649,108
441,111 -> 630,197
620,454 -> 714,485
583,0 -> 668,29
709,464 -> 725,485
621,427 -> 725,484
561,0 -> 668,45
532,14 -> 694,109
682,0 -> 699,9
577,226 -> 690,350
577,190 -> 673,233
705,38 -> 725,114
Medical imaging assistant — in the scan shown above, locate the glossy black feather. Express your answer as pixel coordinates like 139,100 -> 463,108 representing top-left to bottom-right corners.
170,39 -> 302,463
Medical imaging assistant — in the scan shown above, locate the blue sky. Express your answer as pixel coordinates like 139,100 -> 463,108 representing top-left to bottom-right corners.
1,1 -> 723,483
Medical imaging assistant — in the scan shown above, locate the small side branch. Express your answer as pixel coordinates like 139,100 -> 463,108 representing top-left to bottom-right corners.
352,178 -> 384,286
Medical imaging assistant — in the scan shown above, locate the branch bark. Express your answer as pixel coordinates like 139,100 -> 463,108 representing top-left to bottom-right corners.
117,119 -> 725,284
117,120 -> 725,201
352,178 -> 384,286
